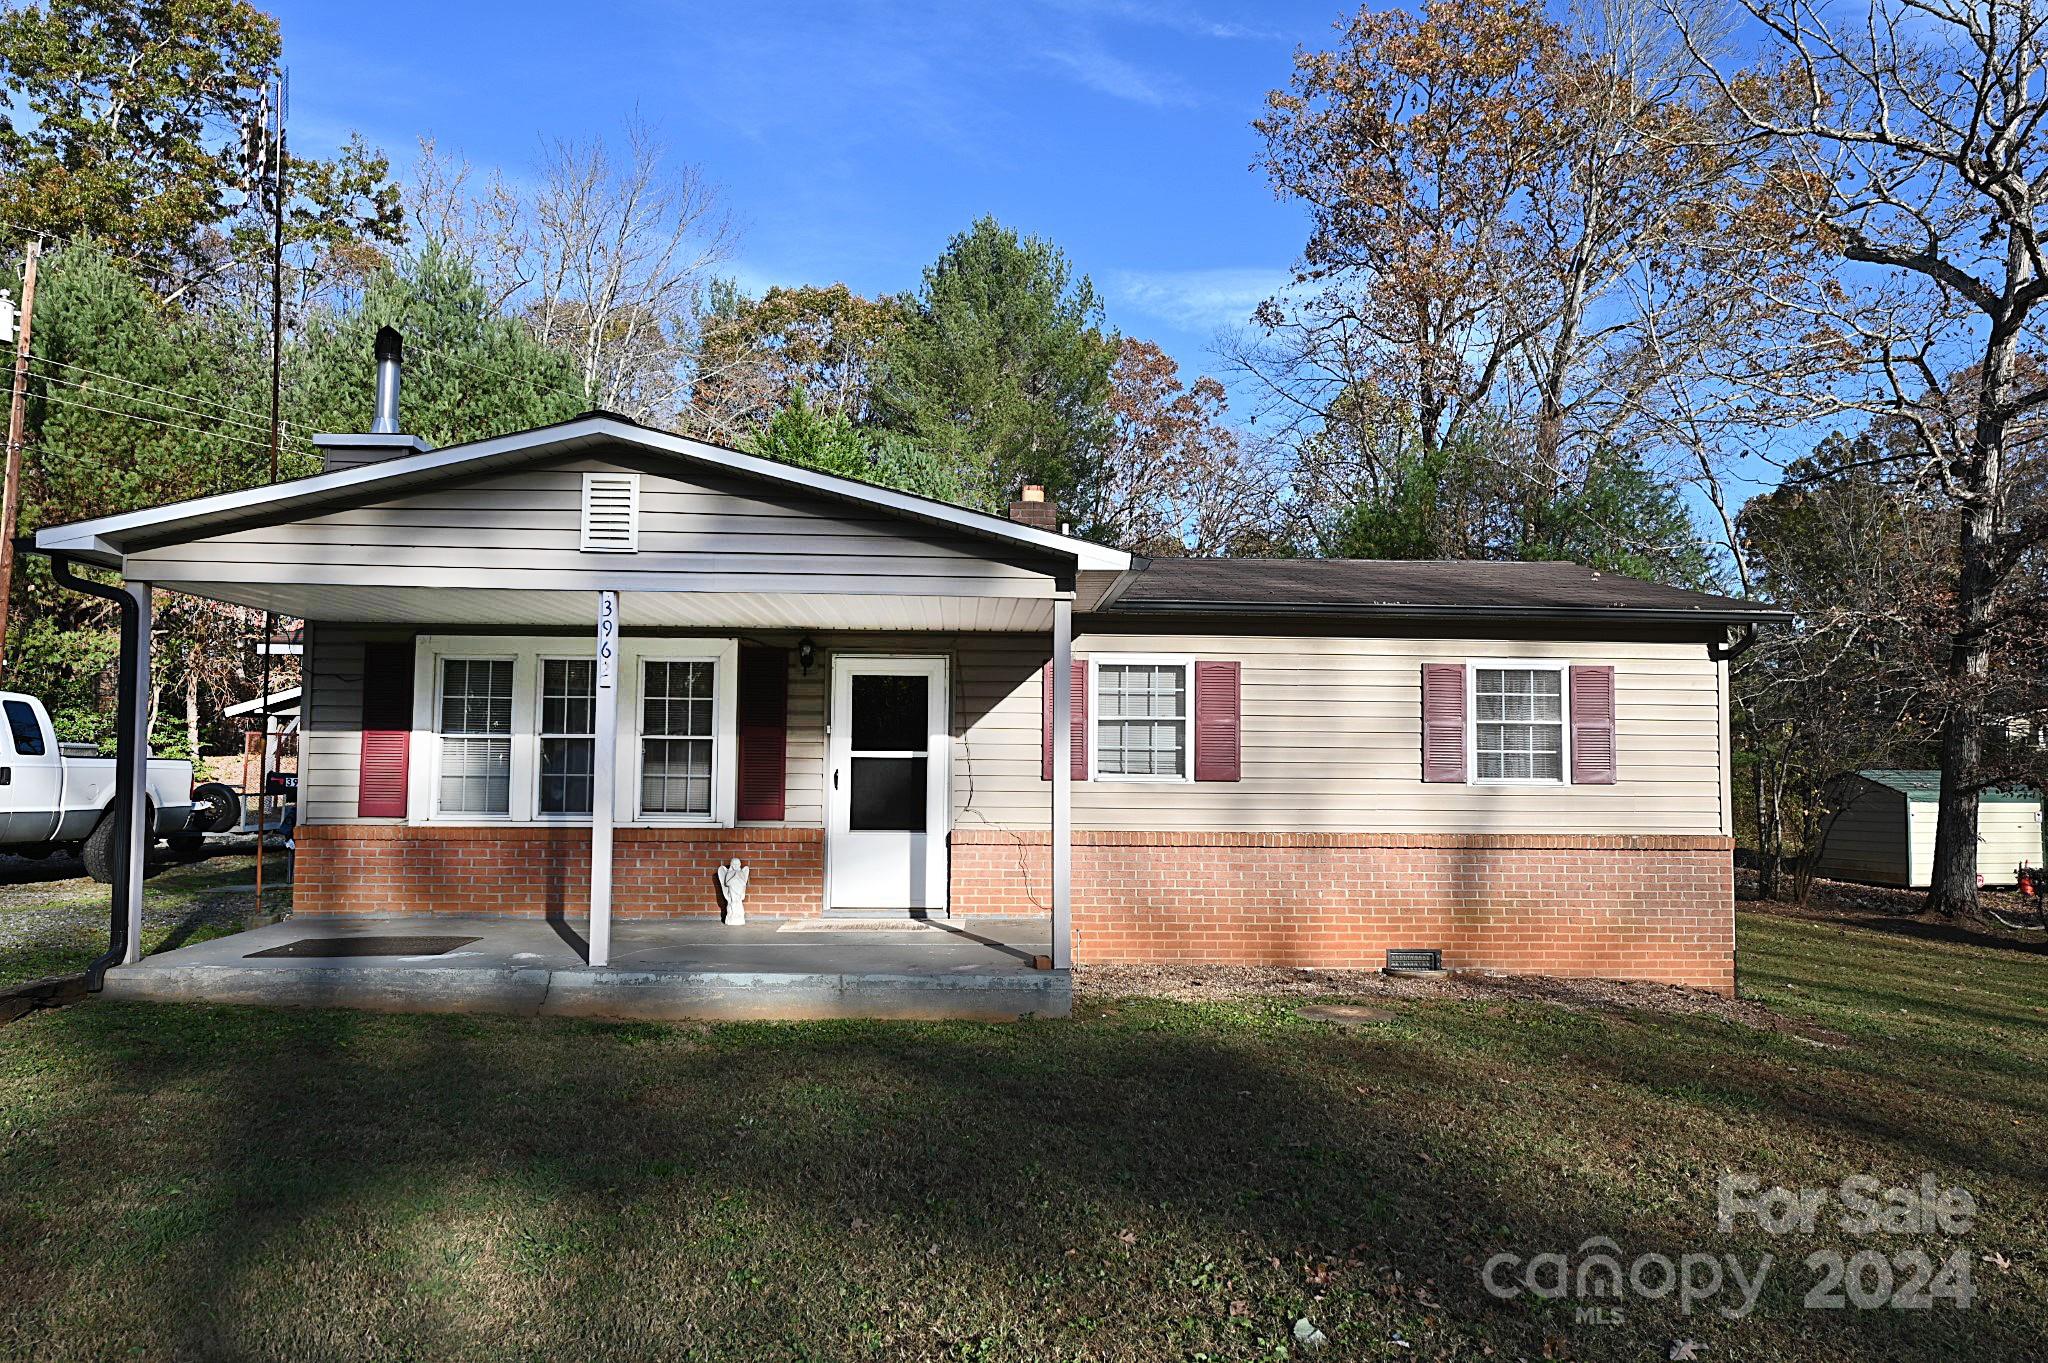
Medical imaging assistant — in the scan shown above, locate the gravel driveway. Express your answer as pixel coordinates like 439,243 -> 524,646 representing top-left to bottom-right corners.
0,839 -> 287,988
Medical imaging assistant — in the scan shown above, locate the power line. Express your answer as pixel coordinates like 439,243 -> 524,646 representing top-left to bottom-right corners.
36,390 -> 315,459
28,352 -> 311,434
0,217 -> 220,293
31,366 -> 293,442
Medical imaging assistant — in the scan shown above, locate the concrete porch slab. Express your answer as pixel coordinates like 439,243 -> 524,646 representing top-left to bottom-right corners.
99,914 -> 1067,1021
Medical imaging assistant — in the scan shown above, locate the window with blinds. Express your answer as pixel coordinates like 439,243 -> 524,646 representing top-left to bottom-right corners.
539,658 -> 596,815
1474,666 -> 1566,782
438,657 -> 514,814
640,659 -> 716,816
1096,661 -> 1188,778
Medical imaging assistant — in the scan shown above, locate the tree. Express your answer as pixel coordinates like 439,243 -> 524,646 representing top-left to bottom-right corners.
872,216 -> 1117,510
1326,407 -> 1720,587
691,283 -> 909,445
292,243 -> 587,449
0,0 -> 402,285
1091,338 -> 1277,555
746,390 -> 964,504
1683,0 -> 2048,916
1244,0 -> 1774,570
1733,429 -> 1951,898
4,242 -> 277,744
409,127 -> 734,427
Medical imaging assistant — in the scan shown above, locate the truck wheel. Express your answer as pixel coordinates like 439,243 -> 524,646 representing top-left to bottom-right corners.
81,804 -> 158,884
81,813 -> 117,884
191,782 -> 241,834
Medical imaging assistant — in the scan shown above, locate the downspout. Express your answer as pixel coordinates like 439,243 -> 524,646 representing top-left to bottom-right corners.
1708,624 -> 1759,662
45,550 -> 140,991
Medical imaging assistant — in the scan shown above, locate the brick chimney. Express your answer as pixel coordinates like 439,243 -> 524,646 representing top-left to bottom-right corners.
1007,484 -> 1059,533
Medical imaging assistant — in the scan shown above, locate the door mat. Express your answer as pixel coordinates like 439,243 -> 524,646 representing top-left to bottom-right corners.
246,935 -> 480,959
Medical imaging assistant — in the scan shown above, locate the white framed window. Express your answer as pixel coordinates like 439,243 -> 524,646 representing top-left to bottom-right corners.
622,639 -> 739,825
638,659 -> 716,816
1470,662 -> 1570,784
410,636 -> 738,826
435,656 -> 515,816
1090,654 -> 1193,782
537,656 -> 597,816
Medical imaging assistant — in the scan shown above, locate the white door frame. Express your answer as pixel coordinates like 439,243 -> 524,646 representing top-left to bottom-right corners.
826,654 -> 951,912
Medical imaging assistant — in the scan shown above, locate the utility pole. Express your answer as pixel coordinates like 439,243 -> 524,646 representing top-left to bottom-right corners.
255,73 -> 286,908
0,236 -> 41,677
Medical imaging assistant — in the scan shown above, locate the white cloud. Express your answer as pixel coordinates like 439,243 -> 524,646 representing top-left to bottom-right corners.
1037,44 -> 1193,107
1108,266 -> 1289,332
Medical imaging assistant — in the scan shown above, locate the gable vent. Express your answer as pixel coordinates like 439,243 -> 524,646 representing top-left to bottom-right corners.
581,472 -> 640,553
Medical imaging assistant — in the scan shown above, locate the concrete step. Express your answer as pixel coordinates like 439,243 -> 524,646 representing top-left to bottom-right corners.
99,960 -> 1070,1022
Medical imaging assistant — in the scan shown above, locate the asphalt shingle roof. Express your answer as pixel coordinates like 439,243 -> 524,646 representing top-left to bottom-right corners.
1100,559 -> 1785,623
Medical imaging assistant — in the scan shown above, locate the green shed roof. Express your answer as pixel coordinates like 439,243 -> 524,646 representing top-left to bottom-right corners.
1857,770 -> 2041,803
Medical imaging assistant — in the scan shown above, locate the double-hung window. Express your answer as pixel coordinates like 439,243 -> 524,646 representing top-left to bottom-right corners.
415,637 -> 737,826
639,659 -> 717,817
538,658 -> 597,816
1473,665 -> 1567,782
1094,658 -> 1190,780
437,657 -> 515,815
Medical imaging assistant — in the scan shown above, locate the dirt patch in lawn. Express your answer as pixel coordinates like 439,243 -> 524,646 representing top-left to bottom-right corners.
1073,960 -> 1853,1042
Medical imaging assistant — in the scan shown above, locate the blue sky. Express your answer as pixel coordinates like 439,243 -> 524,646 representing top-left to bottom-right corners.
271,0 -> 1332,394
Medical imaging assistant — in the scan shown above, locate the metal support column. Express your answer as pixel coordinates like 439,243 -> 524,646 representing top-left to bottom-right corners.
119,579 -> 151,964
1051,596 -> 1073,970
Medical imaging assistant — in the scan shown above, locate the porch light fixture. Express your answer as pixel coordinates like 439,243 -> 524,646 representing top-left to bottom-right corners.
797,637 -> 816,675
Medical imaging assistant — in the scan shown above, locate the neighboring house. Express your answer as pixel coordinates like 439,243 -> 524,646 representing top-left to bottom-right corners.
1815,770 -> 2044,889
33,338 -> 1784,994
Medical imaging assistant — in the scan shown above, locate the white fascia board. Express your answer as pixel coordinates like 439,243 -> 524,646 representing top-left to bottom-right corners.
34,415 -> 1131,572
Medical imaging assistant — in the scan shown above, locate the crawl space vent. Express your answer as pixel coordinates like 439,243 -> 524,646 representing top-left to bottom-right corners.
581,471 -> 641,552
1384,948 -> 1443,974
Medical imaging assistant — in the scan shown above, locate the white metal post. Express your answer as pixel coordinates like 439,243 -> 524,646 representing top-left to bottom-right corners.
590,590 -> 619,967
121,579 -> 151,964
1051,597 -> 1073,969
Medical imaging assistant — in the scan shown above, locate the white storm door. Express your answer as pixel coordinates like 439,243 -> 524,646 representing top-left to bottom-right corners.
827,657 -> 948,911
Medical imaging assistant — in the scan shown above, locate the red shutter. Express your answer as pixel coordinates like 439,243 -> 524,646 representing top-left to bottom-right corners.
1570,664 -> 1617,785
1421,663 -> 1467,783
736,646 -> 789,820
1040,659 -> 1088,780
1193,661 -> 1241,782
357,638 -> 414,818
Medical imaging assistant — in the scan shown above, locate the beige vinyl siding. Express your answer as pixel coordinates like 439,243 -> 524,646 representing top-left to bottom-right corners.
300,624 -> 384,825
1911,800 -> 2042,888
126,459 -> 1054,599
1814,781 -> 1909,886
961,633 -> 1727,836
304,629 -> 1731,839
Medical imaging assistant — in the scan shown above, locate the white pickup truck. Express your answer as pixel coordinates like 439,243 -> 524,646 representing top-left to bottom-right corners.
0,691 -> 196,882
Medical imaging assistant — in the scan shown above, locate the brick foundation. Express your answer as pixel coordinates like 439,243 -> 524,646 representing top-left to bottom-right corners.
293,824 -> 1735,992
951,829 -> 1735,992
293,824 -> 824,919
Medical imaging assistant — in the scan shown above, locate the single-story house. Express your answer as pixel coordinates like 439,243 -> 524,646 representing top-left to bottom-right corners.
33,335 -> 1784,996
1815,769 -> 2043,889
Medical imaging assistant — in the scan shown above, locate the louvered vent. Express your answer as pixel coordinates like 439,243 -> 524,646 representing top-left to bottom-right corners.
581,472 -> 640,552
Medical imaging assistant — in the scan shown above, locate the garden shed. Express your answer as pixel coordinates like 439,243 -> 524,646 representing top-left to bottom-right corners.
1815,770 -> 2043,889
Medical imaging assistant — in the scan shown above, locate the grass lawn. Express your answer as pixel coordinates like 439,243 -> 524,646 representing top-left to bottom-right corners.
0,902 -> 2040,1361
